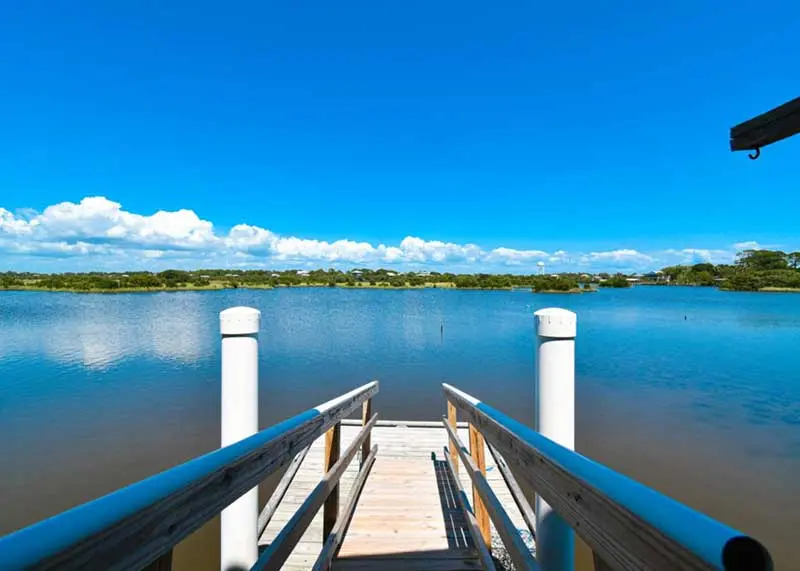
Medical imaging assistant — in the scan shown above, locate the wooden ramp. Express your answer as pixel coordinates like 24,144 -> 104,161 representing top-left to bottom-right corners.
258,420 -> 531,570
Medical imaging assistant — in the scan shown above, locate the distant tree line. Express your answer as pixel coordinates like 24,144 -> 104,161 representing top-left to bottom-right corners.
598,274 -> 631,288
657,249 -> 800,291
2,249 -> 797,293
0,268 -> 590,292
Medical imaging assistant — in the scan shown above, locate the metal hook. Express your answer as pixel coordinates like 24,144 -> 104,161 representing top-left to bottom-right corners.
748,147 -> 761,160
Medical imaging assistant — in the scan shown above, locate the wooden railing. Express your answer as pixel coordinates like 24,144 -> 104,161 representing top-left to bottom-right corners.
443,383 -> 773,571
254,405 -> 378,571
0,381 -> 379,571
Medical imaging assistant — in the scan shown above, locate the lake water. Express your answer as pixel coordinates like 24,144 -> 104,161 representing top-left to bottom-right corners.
0,287 -> 798,569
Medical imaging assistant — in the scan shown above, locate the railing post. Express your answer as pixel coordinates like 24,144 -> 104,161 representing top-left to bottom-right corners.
447,401 -> 459,473
323,422 -> 341,539
361,398 -> 372,467
534,307 -> 576,571
469,424 -> 492,550
220,306 -> 261,571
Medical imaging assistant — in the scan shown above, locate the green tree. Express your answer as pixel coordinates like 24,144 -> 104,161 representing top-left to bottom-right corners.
532,276 -> 577,292
127,274 -> 162,288
599,274 -> 631,288
788,252 -> 800,270
736,250 -> 788,271
693,271 -> 715,286
692,263 -> 715,274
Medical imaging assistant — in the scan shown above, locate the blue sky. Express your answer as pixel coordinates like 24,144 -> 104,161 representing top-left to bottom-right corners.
1,1 -> 798,273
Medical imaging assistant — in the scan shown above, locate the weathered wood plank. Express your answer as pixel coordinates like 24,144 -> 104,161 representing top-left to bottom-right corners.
0,382 -> 379,571
261,421 -> 525,570
445,421 -> 538,571
730,95 -> 800,151
340,419 -> 469,428
443,383 -> 772,571
442,447 -> 496,571
469,424 -> 491,550
333,557 -> 483,570
258,446 -> 311,536
338,456 -> 454,557
253,414 -> 378,571
313,445 -> 378,571
323,422 -> 342,539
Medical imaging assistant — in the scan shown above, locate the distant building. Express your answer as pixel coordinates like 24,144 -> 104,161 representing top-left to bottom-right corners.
386,272 -> 397,277
643,271 -> 667,283
297,270 -> 310,276
271,273 -> 280,278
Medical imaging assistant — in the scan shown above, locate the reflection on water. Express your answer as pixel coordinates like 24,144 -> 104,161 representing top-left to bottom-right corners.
0,287 -> 798,569
23,294 -> 213,367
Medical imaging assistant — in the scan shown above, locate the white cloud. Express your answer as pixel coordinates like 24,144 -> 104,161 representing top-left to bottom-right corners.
584,249 -> 653,262
0,197 -> 216,250
662,248 -> 734,266
0,196 -> 791,273
733,241 -> 761,251
576,249 -> 654,270
486,247 -> 549,265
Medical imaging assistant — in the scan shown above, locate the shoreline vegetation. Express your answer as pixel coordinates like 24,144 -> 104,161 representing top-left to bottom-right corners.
2,249 -> 798,294
0,268 -> 596,294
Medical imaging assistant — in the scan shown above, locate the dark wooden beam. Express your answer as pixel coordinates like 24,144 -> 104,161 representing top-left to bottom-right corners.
730,96 -> 800,152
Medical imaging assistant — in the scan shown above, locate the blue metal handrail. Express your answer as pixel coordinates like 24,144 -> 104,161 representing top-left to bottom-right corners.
443,383 -> 772,571
0,381 -> 378,570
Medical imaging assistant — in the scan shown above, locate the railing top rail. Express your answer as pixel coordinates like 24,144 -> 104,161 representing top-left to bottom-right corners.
442,383 -> 772,571
0,381 -> 378,571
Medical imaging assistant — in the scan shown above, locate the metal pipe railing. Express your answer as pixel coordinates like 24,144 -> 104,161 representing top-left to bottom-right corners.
0,381 -> 379,571
443,383 -> 772,571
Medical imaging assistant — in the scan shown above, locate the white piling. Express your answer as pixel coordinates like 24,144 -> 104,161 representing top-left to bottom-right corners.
220,306 -> 261,571
534,307 -> 576,571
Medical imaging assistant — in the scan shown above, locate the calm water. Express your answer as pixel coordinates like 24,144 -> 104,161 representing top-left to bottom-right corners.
1,287 -> 798,568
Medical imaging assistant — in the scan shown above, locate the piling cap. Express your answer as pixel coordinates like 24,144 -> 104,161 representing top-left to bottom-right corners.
220,306 -> 261,335
534,307 -> 577,339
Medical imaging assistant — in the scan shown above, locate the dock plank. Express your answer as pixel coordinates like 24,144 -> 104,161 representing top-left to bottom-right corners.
258,422 -> 534,568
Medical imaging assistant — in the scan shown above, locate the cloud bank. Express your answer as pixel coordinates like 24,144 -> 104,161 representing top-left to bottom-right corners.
0,196 -> 772,273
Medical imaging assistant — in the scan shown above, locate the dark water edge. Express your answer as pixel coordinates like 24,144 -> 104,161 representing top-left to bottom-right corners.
0,287 -> 798,569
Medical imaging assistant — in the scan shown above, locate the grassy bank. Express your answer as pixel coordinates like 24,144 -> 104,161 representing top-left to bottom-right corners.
1,282 -> 599,294
6,283 -> 230,294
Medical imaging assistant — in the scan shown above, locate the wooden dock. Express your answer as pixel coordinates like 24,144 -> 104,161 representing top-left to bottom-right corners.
0,376 -> 773,571
258,420 -> 530,570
